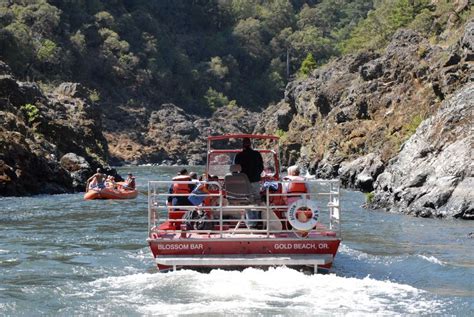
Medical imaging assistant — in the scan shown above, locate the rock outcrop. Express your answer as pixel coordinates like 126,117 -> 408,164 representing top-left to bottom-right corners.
370,84 -> 473,219
0,66 -> 115,196
338,153 -> 384,192
106,103 -> 259,165
255,20 -> 473,219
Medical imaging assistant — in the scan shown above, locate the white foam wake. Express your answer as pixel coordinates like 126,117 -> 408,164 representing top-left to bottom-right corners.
79,267 -> 446,316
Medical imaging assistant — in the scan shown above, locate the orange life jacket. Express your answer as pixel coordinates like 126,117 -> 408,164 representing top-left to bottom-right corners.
172,175 -> 192,194
285,175 -> 307,194
203,186 -> 219,206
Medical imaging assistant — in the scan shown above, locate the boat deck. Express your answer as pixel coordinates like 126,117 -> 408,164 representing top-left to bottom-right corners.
151,229 -> 337,240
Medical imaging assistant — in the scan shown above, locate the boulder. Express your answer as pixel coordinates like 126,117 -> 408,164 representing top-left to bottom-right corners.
360,60 -> 383,81
460,21 -> 474,61
338,153 -> 384,192
60,153 -> 91,172
54,82 -> 90,100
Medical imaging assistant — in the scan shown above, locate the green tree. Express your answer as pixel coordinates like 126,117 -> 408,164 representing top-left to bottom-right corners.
260,0 -> 295,38
70,30 -> 86,53
36,39 -> 59,64
342,0 -> 431,53
233,17 -> 267,60
288,26 -> 334,63
299,52 -> 317,76
16,1 -> 61,37
94,11 -> 114,28
204,88 -> 229,112
208,56 -> 229,79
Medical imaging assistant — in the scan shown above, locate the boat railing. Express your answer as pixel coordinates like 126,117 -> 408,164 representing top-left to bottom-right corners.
147,179 -> 341,239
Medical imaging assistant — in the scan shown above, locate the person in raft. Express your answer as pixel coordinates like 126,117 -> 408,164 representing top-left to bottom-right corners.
123,173 -> 136,190
86,168 -> 106,190
105,175 -> 116,189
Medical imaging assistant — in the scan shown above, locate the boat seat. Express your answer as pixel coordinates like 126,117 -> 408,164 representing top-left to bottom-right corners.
224,164 -> 257,205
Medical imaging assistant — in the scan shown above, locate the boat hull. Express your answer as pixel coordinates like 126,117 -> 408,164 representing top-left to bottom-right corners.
148,233 -> 341,271
84,188 -> 138,200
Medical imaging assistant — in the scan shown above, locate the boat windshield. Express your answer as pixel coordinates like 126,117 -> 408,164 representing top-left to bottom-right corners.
207,151 -> 277,180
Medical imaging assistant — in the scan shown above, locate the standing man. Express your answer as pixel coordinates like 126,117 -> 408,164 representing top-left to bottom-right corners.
234,137 -> 264,228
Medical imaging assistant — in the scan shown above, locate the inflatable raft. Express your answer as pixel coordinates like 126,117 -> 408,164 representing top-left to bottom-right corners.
84,183 -> 138,200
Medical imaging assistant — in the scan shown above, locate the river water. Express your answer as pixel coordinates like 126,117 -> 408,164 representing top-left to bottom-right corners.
0,166 -> 472,316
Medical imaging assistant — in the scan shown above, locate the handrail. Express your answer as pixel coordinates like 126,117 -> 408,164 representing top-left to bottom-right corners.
147,179 -> 341,238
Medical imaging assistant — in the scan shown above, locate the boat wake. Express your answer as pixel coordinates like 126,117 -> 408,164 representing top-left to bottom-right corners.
77,267 -> 448,316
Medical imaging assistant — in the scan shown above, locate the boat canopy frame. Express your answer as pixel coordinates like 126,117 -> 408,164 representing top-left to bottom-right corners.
206,134 -> 281,180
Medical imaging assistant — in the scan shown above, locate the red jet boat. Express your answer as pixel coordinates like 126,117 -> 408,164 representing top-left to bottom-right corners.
147,134 -> 342,272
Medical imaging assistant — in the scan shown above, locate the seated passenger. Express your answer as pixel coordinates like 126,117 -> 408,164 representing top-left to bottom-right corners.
262,166 -> 276,179
123,173 -> 136,190
283,165 -> 309,206
105,176 -> 116,189
167,169 -> 194,207
188,175 -> 220,221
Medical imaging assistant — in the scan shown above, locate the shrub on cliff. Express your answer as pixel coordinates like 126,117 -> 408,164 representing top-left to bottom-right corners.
298,53 -> 317,76
20,103 -> 40,124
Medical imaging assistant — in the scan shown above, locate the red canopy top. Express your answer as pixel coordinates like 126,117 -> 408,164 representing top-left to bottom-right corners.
207,134 -> 279,141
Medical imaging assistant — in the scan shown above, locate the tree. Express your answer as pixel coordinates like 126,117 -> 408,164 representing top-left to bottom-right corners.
94,11 -> 114,28
208,56 -> 229,79
288,26 -> 334,63
36,38 -> 59,64
233,17 -> 267,60
342,0 -> 432,53
299,52 -> 317,76
204,88 -> 229,112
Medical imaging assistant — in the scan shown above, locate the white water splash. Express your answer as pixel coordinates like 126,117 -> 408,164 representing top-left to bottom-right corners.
81,267 -> 446,316
418,255 -> 445,266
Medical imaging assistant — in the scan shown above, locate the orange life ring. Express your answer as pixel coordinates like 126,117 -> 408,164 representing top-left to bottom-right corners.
287,199 -> 319,231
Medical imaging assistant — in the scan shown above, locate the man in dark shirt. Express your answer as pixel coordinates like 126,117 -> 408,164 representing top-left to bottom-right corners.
234,137 -> 264,228
234,137 -> 264,183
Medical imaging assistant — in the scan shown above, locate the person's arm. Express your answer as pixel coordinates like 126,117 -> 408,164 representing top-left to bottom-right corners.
256,153 -> 264,175
234,152 -> 241,165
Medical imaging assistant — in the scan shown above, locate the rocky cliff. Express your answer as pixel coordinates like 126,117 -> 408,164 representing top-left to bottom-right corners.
0,62 -> 117,196
256,20 -> 473,219
370,83 -> 473,219
105,103 -> 259,165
